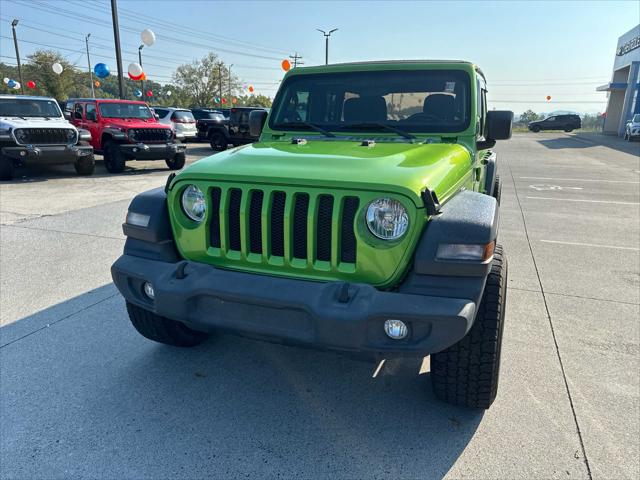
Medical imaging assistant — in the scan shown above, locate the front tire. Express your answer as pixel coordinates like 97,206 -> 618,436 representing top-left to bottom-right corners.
103,142 -> 126,173
74,154 -> 95,176
209,131 -> 228,151
430,244 -> 508,409
126,301 -> 210,347
531,125 -> 540,133
564,128 -> 573,133
165,152 -> 186,170
0,154 -> 15,181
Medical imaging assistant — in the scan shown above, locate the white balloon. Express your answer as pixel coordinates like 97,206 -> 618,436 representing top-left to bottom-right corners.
13,82 -> 20,89
128,62 -> 143,77
141,29 -> 156,47
52,63 -> 63,75
166,90 -> 172,96
3,77 -> 9,84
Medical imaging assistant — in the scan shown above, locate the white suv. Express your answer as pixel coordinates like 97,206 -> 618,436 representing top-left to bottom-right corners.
624,114 -> 640,142
0,95 -> 94,180
153,107 -> 197,142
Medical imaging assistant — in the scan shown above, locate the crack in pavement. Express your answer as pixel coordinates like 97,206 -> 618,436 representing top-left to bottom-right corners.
3,224 -> 125,241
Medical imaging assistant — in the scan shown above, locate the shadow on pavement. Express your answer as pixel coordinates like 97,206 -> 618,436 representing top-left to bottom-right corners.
537,132 -> 640,156
1,285 -> 483,479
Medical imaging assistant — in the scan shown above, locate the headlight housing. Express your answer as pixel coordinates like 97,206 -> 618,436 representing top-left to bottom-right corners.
181,185 -> 206,222
14,129 -> 27,144
65,129 -> 76,142
366,198 -> 409,240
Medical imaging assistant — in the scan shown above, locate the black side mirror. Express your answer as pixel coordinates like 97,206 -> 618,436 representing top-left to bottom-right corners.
63,112 -> 71,120
249,110 -> 268,137
486,110 -> 513,140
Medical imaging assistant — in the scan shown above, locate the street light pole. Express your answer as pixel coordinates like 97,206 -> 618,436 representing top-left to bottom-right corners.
11,19 -> 24,94
218,62 -> 223,107
86,34 -> 95,98
138,44 -> 144,97
316,28 -> 338,65
228,64 -> 233,106
110,0 -> 125,99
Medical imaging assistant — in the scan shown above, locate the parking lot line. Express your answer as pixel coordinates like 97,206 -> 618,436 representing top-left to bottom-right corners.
525,196 -> 640,205
520,176 -> 640,184
539,239 -> 640,251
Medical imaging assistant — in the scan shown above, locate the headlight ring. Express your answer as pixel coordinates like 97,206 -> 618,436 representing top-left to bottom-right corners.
181,185 -> 206,222
366,198 -> 409,240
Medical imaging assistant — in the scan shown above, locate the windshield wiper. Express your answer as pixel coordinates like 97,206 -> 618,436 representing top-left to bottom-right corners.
275,121 -> 335,138
338,122 -> 416,140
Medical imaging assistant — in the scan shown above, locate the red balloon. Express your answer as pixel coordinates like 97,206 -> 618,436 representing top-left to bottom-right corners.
26,80 -> 36,89
146,90 -> 153,97
248,85 -> 254,93
281,59 -> 291,71
546,95 -> 551,101
221,98 -> 227,104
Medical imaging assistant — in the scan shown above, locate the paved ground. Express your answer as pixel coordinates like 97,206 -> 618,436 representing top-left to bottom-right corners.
1,133 -> 638,479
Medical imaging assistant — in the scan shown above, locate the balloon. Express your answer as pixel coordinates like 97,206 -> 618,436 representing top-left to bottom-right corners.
140,73 -> 146,81
141,29 -> 156,47
2,77 -> 9,84
166,90 -> 172,96
248,85 -> 254,93
52,63 -> 63,75
26,80 -> 36,89
546,95 -> 551,101
232,97 -> 237,104
128,63 -> 144,81
214,97 -> 220,103
221,98 -> 227,104
7,79 -> 16,88
134,89 -> 142,97
94,63 -> 110,78
13,82 -> 20,90
146,90 -> 153,97
281,59 -> 291,71
94,80 -> 101,87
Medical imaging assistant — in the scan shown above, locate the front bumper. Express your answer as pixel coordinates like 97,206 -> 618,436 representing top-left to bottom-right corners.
119,142 -> 186,160
1,144 -> 93,164
111,254 -> 476,357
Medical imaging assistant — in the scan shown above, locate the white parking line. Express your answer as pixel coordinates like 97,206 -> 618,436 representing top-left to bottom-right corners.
540,240 -> 640,251
525,196 -> 640,205
520,176 -> 640,184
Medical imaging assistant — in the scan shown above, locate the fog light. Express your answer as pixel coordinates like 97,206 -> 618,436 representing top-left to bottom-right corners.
384,319 -> 408,340
20,150 -> 26,156
143,282 -> 155,300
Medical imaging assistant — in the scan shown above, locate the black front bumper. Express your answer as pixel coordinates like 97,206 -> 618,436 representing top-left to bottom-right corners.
119,142 -> 186,160
111,254 -> 476,357
2,144 -> 93,164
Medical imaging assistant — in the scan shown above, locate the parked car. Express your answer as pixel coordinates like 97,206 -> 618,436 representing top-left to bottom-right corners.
112,60 -> 514,410
65,99 -> 186,173
153,107 -> 198,142
624,114 -> 640,141
196,106 -> 268,151
528,114 -> 581,132
0,94 -> 94,180
191,108 -> 224,121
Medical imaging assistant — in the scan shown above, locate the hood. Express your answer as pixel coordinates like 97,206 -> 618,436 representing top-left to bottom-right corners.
176,139 -> 473,207
101,118 -> 169,129
0,116 -> 73,129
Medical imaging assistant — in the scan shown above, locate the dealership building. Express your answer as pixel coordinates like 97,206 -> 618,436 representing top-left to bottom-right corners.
597,24 -> 640,136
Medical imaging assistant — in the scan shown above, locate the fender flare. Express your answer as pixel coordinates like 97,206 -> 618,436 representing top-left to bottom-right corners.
484,151 -> 498,196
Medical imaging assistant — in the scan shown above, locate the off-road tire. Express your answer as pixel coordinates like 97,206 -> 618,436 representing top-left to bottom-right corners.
430,244 -> 508,409
493,175 -> 502,206
564,128 -> 573,133
209,131 -> 228,151
126,301 -> 209,347
74,154 -> 95,176
531,125 -> 540,133
0,154 -> 14,181
165,152 -> 186,170
103,142 -> 126,173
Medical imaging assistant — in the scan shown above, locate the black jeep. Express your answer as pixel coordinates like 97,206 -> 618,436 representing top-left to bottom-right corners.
196,106 -> 268,151
528,114 -> 581,133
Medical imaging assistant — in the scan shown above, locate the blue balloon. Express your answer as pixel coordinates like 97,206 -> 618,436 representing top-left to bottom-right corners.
134,89 -> 142,97
94,63 -> 110,79
7,79 -> 16,88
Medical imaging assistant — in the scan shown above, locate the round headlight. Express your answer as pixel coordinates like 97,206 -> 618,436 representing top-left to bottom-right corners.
366,198 -> 409,240
14,129 -> 26,144
181,185 -> 206,222
65,129 -> 76,141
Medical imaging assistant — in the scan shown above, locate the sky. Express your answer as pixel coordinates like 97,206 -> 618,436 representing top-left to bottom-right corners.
1,0 -> 638,114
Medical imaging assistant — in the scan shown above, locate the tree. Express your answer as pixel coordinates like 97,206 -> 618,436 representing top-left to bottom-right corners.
235,94 -> 272,108
518,109 -> 541,125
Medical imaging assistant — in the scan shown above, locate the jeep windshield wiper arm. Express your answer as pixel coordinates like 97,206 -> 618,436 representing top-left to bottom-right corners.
339,122 -> 416,140
275,121 -> 335,138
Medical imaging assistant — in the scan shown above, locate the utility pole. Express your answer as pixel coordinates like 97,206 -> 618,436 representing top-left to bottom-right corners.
11,19 -> 24,94
110,0 -> 125,99
86,34 -> 95,98
289,52 -> 304,68
138,44 -> 144,97
217,62 -> 223,107
228,64 -> 233,106
316,28 -> 338,65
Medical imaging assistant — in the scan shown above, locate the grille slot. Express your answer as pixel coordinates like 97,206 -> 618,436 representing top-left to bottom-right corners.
14,128 -> 74,145
270,191 -> 286,257
130,128 -> 170,143
209,188 -> 222,248
228,189 -> 242,251
316,195 -> 334,262
248,190 -> 263,254
341,197 -> 359,263
292,194 -> 309,259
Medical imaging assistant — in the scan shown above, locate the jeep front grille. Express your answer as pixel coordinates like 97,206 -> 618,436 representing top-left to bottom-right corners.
129,128 -> 171,143
208,187 -> 360,267
13,128 -> 75,146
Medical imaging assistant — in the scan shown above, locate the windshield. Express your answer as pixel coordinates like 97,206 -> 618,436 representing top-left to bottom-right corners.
99,102 -> 153,119
0,98 -> 62,118
270,69 -> 471,134
633,114 -> 640,123
172,110 -> 195,122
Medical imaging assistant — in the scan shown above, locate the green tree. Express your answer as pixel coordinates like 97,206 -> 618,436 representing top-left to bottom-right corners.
235,94 -> 272,108
518,109 -> 541,125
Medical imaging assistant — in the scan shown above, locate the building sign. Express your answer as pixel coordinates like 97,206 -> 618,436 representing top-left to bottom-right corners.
617,35 -> 640,56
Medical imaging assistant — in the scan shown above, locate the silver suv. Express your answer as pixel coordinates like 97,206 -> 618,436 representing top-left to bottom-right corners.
152,107 -> 197,142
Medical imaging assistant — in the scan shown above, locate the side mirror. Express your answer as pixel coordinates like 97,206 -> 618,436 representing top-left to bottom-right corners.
249,109 -> 268,137
63,111 -> 71,120
77,128 -> 92,142
486,110 -> 513,140
154,114 -> 160,120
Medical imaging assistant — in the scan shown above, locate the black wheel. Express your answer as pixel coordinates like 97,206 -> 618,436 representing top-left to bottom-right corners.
564,128 -> 573,133
0,154 -> 15,181
103,142 -> 126,173
531,125 -> 540,133
209,132 -> 228,151
74,154 -> 95,176
431,244 -> 508,409
492,175 -> 502,206
165,152 -> 186,170
126,301 -> 209,347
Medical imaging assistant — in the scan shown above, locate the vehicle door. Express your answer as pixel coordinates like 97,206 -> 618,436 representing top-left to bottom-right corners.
228,109 -> 241,137
544,116 -> 556,129
238,109 -> 252,141
71,102 -> 84,129
83,103 -> 101,150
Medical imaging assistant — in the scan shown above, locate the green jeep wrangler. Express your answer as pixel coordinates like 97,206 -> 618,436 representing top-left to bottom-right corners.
112,60 -> 513,409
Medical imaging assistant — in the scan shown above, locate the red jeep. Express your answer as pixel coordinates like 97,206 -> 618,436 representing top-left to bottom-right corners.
65,99 -> 186,173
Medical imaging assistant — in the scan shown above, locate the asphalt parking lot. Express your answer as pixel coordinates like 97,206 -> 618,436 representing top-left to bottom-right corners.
1,133 -> 639,479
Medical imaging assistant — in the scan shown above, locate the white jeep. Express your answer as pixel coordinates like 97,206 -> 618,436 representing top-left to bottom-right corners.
624,114 -> 640,142
0,95 -> 94,180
